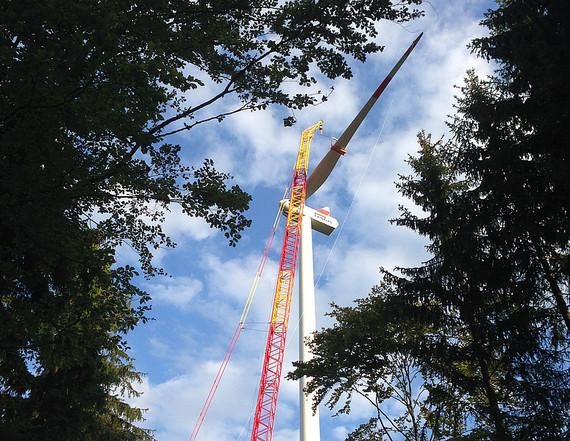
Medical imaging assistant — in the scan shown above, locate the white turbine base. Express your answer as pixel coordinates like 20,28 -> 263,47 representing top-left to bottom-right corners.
299,213 -> 321,441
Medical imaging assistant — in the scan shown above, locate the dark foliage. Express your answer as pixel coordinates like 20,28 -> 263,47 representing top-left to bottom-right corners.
0,0 -> 424,438
291,1 -> 570,440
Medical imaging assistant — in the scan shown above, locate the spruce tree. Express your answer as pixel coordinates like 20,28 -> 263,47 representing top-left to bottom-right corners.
291,1 -> 570,439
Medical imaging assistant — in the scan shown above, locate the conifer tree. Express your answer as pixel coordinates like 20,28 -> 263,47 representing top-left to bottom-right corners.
291,1 -> 570,439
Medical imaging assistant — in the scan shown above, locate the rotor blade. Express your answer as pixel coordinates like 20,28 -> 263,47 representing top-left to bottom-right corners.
306,32 -> 423,198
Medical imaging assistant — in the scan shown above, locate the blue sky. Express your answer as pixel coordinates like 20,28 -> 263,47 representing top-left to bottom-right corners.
121,1 -> 495,440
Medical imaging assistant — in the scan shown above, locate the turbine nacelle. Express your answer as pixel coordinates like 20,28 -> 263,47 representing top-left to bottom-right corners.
279,200 -> 338,236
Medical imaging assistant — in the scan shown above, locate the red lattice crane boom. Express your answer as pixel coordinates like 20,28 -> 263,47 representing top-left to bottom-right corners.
250,122 -> 323,441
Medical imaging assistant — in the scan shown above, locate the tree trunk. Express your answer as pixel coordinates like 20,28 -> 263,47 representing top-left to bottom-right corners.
477,354 -> 510,441
532,238 -> 570,333
462,299 -> 511,441
541,258 -> 570,333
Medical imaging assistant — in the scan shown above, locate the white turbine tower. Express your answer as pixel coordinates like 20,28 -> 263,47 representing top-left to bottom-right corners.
296,32 -> 423,441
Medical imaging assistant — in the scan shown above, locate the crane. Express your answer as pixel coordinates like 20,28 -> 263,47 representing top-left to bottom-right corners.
250,121 -> 323,441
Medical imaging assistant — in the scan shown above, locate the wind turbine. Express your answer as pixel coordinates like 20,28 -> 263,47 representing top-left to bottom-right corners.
276,32 -> 424,441
251,33 -> 423,441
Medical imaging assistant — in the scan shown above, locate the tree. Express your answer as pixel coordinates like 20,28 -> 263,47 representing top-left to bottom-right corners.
0,227 -> 154,441
288,283 -> 454,441
291,1 -> 570,439
0,0 -> 425,438
391,131 -> 570,440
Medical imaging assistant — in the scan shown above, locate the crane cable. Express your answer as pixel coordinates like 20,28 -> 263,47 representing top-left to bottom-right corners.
315,95 -> 394,289
189,183 -> 290,441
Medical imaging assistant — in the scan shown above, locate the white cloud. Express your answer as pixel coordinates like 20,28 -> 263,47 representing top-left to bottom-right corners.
130,353 -> 271,441
332,425 -> 350,440
273,427 -> 300,441
162,205 -> 216,243
145,276 -> 203,309
198,251 -> 280,327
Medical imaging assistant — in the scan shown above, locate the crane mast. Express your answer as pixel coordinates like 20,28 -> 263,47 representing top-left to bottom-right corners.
250,121 -> 322,441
